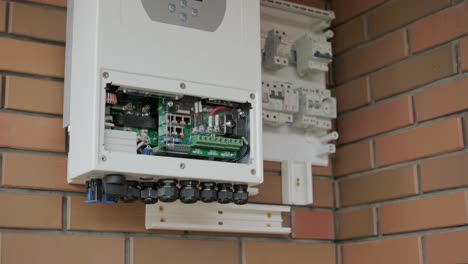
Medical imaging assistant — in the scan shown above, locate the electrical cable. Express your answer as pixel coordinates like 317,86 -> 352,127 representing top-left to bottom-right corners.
231,145 -> 250,163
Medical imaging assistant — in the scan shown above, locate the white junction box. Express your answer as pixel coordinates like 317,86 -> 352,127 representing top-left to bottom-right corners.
65,0 -> 263,188
261,0 -> 338,205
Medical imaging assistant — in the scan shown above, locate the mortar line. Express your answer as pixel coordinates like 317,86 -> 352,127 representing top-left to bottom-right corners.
333,2 -> 461,56
0,108 -> 63,119
406,27 -> 413,55
337,224 -> 468,244
62,195 -> 67,231
125,237 -> 131,264
0,148 -> 67,157
0,71 -> 65,82
11,0 -> 66,10
238,238 -> 243,264
338,70 -> 468,118
334,33 -> 468,87
0,32 -> 65,46
331,0 -> 388,28
336,185 -> 468,213
5,0 -> 10,33
374,207 -> 380,237
454,40 -> 462,74
337,146 -> 468,182
421,236 -> 427,264
1,74 -> 5,109
337,109 -> 468,150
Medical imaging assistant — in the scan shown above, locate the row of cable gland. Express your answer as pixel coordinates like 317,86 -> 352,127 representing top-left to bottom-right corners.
262,81 -> 336,131
262,28 -> 333,75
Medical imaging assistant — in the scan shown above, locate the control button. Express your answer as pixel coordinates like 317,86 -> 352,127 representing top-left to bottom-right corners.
191,8 -> 198,17
180,0 -> 187,8
180,12 -> 187,22
169,4 -> 176,13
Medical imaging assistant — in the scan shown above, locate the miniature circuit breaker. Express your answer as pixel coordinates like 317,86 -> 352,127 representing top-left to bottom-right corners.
261,0 -> 338,205
64,0 -> 265,209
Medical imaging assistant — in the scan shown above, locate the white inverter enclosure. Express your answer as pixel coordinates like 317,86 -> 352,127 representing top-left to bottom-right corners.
64,0 -> 263,188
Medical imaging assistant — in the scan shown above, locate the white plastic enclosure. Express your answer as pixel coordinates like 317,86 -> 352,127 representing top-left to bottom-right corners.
64,0 -> 263,186
260,0 -> 338,205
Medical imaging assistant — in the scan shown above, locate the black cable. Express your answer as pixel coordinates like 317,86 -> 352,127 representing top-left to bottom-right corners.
231,145 -> 250,163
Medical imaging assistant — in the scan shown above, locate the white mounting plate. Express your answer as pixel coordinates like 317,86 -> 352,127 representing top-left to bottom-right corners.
282,160 -> 313,205
260,0 -> 335,166
146,202 -> 291,234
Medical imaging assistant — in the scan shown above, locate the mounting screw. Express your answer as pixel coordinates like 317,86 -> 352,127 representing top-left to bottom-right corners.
250,93 -> 255,99
180,83 -> 186,89
180,163 -> 186,169
101,155 -> 107,162
251,169 -> 256,175
102,72 -> 109,79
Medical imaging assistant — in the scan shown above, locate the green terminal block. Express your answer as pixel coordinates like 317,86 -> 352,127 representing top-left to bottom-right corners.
191,135 -> 243,151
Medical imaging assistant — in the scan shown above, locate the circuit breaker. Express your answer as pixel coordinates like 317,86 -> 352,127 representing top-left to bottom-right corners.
261,0 -> 338,205
64,0 -> 262,206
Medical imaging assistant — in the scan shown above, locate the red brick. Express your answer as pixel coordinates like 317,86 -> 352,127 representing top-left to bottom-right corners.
342,237 -> 422,264
0,37 -> 65,78
313,161 -> 333,176
1,233 -> 124,264
0,1 -> 5,32
9,2 -> 66,42
0,113 -> 65,152
335,141 -> 374,177
380,192 -> 468,234
332,0 -> 386,24
1,152 -> 83,192
313,178 -> 334,208
332,17 -> 367,53
368,0 -> 450,38
242,241 -> 336,264
426,230 -> 468,264
461,37 -> 468,72
264,161 -> 281,172
249,175 -> 282,204
132,237 -> 238,264
421,152 -> 468,192
337,207 -> 377,240
5,76 -> 63,115
291,209 -> 334,239
372,44 -> 456,100
411,2 -> 468,52
24,0 -> 67,7
67,196 -> 165,233
334,30 -> 408,84
332,77 -> 371,113
375,118 -> 464,167
0,192 -> 62,229
415,76 -> 468,121
338,96 -> 414,143
339,165 -> 418,207
464,113 -> 468,144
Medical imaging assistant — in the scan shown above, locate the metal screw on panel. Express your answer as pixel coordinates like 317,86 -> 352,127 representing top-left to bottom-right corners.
180,83 -> 186,89
180,163 -> 186,169
102,72 -> 109,79
250,93 -> 255,99
101,155 -> 107,162
251,169 -> 256,175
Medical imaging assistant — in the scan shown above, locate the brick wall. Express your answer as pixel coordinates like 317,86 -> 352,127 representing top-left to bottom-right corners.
0,1 -> 337,264
332,0 -> 468,263
5,0 -> 465,262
